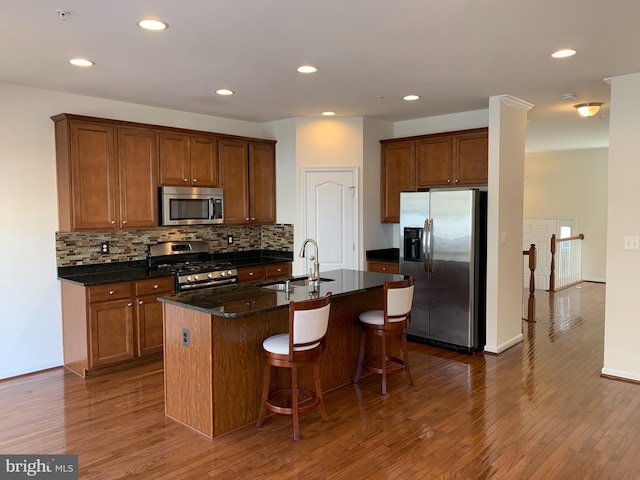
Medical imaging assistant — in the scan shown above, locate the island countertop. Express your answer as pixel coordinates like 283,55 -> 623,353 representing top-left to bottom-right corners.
158,269 -> 404,317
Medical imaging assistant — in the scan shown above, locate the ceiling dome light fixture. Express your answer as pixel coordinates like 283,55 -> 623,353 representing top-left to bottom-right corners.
69,58 -> 95,67
137,19 -> 169,31
297,65 -> 318,74
215,89 -> 234,96
403,94 -> 420,101
322,111 -> 335,116
574,102 -> 603,117
551,49 -> 577,59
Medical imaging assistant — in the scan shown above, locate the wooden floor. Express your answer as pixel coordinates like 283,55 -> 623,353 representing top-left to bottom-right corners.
2,282 -> 639,479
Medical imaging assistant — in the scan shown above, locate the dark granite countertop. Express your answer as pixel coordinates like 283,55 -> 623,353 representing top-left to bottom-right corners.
57,250 -> 293,286
158,269 -> 404,318
365,248 -> 399,263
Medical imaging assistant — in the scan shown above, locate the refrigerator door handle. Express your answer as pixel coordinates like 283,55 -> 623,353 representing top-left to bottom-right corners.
424,217 -> 433,273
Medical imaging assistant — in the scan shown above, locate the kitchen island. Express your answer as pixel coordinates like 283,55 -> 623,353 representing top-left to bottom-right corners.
159,269 -> 403,438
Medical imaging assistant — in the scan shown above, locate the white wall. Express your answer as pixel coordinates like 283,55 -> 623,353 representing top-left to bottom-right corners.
602,72 -> 640,381
393,109 -> 489,138
0,82 -> 268,380
484,95 -> 532,354
524,149 -> 608,282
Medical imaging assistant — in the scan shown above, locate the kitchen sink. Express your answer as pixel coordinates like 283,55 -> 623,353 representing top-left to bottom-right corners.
257,276 -> 335,291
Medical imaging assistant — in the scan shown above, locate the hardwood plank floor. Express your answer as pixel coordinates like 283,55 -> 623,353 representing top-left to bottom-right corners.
2,282 -> 638,479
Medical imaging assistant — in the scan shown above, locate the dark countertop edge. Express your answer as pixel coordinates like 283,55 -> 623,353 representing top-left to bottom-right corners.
365,248 -> 399,263
57,250 -> 293,286
158,269 -> 405,318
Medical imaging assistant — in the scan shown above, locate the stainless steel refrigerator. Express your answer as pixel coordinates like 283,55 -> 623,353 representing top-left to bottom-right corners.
400,188 -> 487,352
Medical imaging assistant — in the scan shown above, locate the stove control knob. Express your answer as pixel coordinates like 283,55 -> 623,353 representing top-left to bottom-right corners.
220,271 -> 226,277
207,273 -> 213,279
194,275 -> 200,281
227,270 -> 234,276
186,276 -> 192,282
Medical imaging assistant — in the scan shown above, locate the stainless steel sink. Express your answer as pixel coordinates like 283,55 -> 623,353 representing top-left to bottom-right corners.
257,276 -> 334,291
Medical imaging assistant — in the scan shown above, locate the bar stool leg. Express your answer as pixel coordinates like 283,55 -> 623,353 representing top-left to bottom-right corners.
353,329 -> 366,384
401,334 -> 414,386
381,334 -> 387,395
314,362 -> 329,422
256,362 -> 271,427
292,366 -> 300,441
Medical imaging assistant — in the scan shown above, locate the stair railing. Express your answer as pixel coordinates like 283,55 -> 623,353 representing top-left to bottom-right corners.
549,233 -> 584,291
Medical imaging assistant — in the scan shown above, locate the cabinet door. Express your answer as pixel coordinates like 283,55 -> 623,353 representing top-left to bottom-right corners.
453,132 -> 488,186
118,127 -> 158,228
69,121 -> 118,230
135,277 -> 174,357
219,138 -> 250,224
89,299 -> 135,367
416,136 -> 453,187
158,131 -> 190,186
191,135 -> 219,187
249,142 -> 276,224
266,262 -> 292,279
367,260 -> 399,274
381,141 -> 416,223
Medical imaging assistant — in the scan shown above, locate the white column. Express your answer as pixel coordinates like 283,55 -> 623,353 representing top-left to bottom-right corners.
484,95 -> 534,354
602,72 -> 640,381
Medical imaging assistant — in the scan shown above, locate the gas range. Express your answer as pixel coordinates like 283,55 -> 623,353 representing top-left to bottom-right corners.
147,241 -> 238,292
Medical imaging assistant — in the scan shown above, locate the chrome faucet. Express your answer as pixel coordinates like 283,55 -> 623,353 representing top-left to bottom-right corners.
298,238 -> 320,283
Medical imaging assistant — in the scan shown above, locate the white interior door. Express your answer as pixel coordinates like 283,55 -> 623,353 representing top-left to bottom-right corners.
522,218 -> 557,290
302,168 -> 358,273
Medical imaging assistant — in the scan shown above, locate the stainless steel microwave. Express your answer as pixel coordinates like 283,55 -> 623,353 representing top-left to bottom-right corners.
160,186 -> 224,226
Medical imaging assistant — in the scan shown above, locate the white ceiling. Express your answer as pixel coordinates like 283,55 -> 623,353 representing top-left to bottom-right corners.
3,0 -> 638,153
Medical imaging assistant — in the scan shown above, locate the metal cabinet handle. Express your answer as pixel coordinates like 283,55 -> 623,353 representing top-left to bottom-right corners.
249,272 -> 254,276
127,303 -> 133,307
139,300 -> 144,305
153,284 -> 159,289
111,220 -> 116,225
122,220 -> 127,225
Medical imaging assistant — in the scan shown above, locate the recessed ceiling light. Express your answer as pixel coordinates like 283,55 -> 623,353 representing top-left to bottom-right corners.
215,89 -> 234,96
322,111 -> 335,116
69,58 -> 95,67
137,19 -> 169,31
403,94 -> 420,101
297,65 -> 318,74
551,49 -> 577,59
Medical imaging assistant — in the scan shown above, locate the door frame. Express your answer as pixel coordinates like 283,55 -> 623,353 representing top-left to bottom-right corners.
300,166 -> 359,272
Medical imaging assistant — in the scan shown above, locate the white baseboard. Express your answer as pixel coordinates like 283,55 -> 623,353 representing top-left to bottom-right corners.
601,367 -> 640,383
582,276 -> 606,283
484,333 -> 524,355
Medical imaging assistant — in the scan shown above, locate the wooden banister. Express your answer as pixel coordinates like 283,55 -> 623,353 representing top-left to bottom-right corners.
523,243 -> 536,322
550,233 -> 585,292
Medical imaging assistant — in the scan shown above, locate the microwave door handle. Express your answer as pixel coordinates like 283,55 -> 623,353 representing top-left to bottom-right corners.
208,198 -> 214,220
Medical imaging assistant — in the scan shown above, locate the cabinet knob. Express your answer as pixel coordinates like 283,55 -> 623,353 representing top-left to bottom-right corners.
193,179 -> 197,183
111,220 -> 116,224
109,290 -> 115,295
122,220 -> 127,225
153,284 -> 159,289
382,267 -> 387,271
245,218 -> 250,221
251,217 -> 255,221
127,302 -> 133,307
183,178 -> 188,182
277,268 -> 282,272
249,272 -> 254,276
447,179 -> 451,184
455,179 -> 459,183
139,300 -> 144,305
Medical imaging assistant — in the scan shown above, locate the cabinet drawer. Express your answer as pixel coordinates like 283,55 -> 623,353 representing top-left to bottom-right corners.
266,262 -> 292,279
88,283 -> 133,303
136,276 -> 175,296
237,266 -> 266,283
367,261 -> 400,274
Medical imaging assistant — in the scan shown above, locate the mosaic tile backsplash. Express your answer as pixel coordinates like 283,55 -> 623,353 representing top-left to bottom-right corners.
56,224 -> 294,267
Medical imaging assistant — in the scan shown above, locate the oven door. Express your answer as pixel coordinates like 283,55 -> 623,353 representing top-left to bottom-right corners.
160,186 -> 223,226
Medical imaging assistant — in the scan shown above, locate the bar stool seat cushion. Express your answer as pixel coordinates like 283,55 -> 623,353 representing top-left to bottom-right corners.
263,334 -> 320,355
359,310 -> 407,326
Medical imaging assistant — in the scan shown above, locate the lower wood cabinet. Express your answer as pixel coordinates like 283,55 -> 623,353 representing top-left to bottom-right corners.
237,262 -> 292,283
366,260 -> 400,274
61,276 -> 174,377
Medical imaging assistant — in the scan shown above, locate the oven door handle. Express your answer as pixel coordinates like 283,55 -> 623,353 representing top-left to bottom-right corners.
180,278 -> 237,290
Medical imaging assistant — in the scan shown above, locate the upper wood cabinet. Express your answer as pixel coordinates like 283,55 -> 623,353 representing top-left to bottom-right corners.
53,114 -> 158,231
219,138 -> 276,225
380,128 -> 488,223
158,131 -> 219,187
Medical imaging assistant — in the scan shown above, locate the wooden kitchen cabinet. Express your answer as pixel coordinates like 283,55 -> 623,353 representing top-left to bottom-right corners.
158,131 -> 219,187
219,138 -> 276,225
53,114 -> 158,231
237,262 -> 292,283
366,260 -> 400,274
380,128 -> 488,223
61,276 -> 174,377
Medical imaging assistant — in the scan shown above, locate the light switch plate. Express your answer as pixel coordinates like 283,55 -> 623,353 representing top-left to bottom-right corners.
624,236 -> 639,250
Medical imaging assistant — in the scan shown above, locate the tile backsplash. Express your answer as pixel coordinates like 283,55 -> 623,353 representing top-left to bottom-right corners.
56,224 -> 293,267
